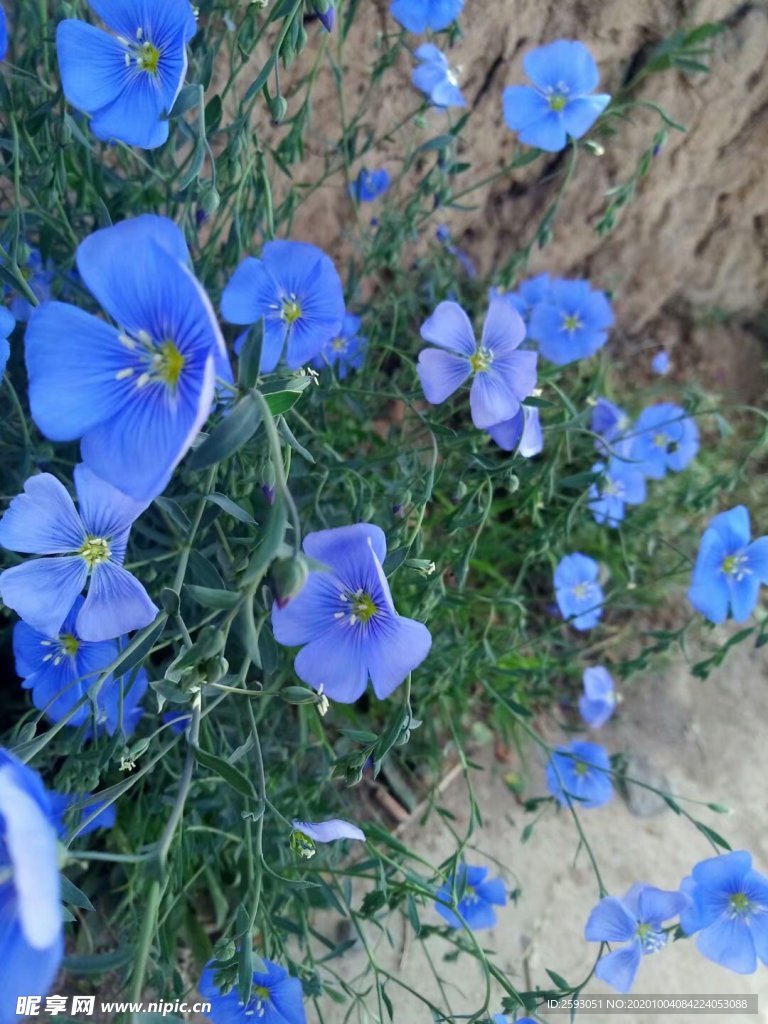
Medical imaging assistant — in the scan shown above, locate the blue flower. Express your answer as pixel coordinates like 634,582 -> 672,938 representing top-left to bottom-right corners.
390,0 -> 464,33
0,306 -> 13,375
0,749 -> 63,1023
588,458 -> 646,527
412,44 -> 466,108
491,273 -> 552,325
0,5 -> 7,60
222,240 -> 345,374
290,818 -> 365,857
14,597 -> 148,734
199,958 -> 306,1024
435,864 -> 506,930
679,851 -> 768,974
0,465 -> 158,641
162,709 -> 193,734
546,740 -> 613,808
350,168 -> 390,202
585,884 -> 689,992
554,553 -> 604,630
502,40 -> 610,152
308,1 -> 335,31
488,405 -> 543,457
651,350 -> 670,375
272,524 -> 431,703
25,216 -> 226,501
56,0 -> 197,149
687,506 -> 768,625
436,225 -> 476,278
579,666 -> 617,729
630,403 -> 699,479
590,397 -> 630,452
49,791 -> 116,839
311,313 -> 367,379
528,278 -> 613,365
418,299 -> 537,429
8,248 -> 54,321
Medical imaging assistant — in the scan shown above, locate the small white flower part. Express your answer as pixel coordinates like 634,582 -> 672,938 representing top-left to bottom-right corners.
317,685 -> 330,717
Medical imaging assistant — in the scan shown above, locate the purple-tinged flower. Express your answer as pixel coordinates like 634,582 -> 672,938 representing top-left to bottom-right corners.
590,397 -> 631,453
273,524 -> 431,703
290,818 -> 365,857
418,299 -> 537,429
503,40 -> 610,152
200,958 -> 306,1024
49,791 -> 117,839
554,553 -> 604,630
307,0 -> 335,31
56,0 -> 197,150
528,278 -> 613,365
26,216 -> 226,501
0,466 -> 158,641
13,597 -> 148,735
588,458 -> 646,527
651,350 -> 670,375
579,666 -> 617,729
412,44 -> 466,108
490,273 -> 552,326
546,740 -> 613,808
0,306 -> 13,375
435,864 -> 506,930
488,404 -> 543,457
391,0 -> 464,33
349,168 -> 390,202
0,749 -> 63,1023
222,240 -> 345,374
311,312 -> 367,379
585,884 -> 689,992
688,506 -> 768,625
630,403 -> 699,479
680,851 -> 768,974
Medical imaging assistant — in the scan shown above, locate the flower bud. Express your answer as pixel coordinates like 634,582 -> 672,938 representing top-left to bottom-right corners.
272,554 -> 309,608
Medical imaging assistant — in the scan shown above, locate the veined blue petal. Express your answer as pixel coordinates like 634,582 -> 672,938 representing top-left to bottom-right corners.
561,94 -> 610,138
697,916 -> 756,973
418,347 -> 471,404
707,506 -> 751,552
267,972 -> 306,1024
469,369 -> 522,429
88,0 -> 197,43
488,411 -> 523,452
502,85 -> 551,131
518,110 -> 568,153
0,473 -> 85,554
291,819 -> 365,843
25,303 -> 131,442
692,851 -> 752,890
89,78 -> 169,150
293,627 -> 369,703
367,615 -> 432,699
523,40 -> 600,95
594,944 -> 642,993
420,301 -> 476,355
272,574 -> 339,647
637,886 -> 690,925
56,20 -> 131,113
480,297 -> 526,354
73,464 -> 149,553
390,0 -> 428,31
584,896 -> 636,942
729,573 -> 760,622
688,577 -> 730,625
221,256 -> 273,325
304,523 -> 387,574
0,557 -> 89,637
77,561 -> 158,641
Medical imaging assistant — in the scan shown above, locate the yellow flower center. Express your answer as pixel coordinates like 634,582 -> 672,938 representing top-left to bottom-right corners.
573,761 -> 589,776
548,93 -> 567,111
469,349 -> 491,373
730,892 -> 752,915
137,41 -> 161,74
153,340 -> 186,389
331,337 -> 347,352
59,633 -> 80,657
351,593 -> 377,623
79,536 -> 111,568
281,298 -> 302,324
562,314 -> 583,333
653,432 -> 669,448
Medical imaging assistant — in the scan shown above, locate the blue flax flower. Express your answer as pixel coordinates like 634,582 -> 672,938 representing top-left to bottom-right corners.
14,597 -> 147,734
349,168 -> 390,202
7,248 -> 54,321
680,851 -> 768,974
435,864 -> 506,930
391,0 -> 464,33
651,350 -> 670,375
0,749 -> 63,1023
26,216 -> 226,501
49,791 -> 116,839
630,403 -> 699,479
546,740 -> 613,808
488,405 -> 543,457
579,666 -> 617,729
687,506 -> 768,624
199,958 -> 306,1024
308,1 -> 335,32
0,465 -> 157,641
272,524 -> 431,703
290,818 -> 365,857
412,44 -> 466,108
528,278 -> 613,365
503,40 -> 610,152
585,884 -> 689,992
491,273 -> 552,326
554,553 -> 604,630
162,709 -> 193,734
311,312 -> 367,379
222,240 -> 345,373
418,298 -> 537,429
588,458 -> 646,527
0,5 -> 7,60
591,397 -> 630,452
0,307 -> 13,375
56,0 -> 196,150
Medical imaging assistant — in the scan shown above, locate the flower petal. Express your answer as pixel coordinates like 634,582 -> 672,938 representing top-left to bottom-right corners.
637,886 -> 690,926
696,916 -> 757,973
293,627 -> 369,703
418,347 -> 471,404
89,76 -> 169,150
561,95 -> 610,139
73,463 -> 149,555
584,896 -> 636,942
518,110 -> 568,152
367,615 -> 432,699
502,85 -> 551,131
0,474 -> 84,554
420,301 -> 476,354
291,818 -> 365,843
594,944 -> 642,993
523,40 -> 600,95
77,562 -> 158,642
481,298 -> 526,355
56,20 -> 131,113
303,523 -> 388,573
0,558 -> 88,637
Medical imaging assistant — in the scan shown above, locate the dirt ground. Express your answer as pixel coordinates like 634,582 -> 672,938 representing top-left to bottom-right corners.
315,627 -> 768,1023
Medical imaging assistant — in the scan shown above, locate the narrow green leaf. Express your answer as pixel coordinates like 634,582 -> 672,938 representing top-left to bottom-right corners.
195,747 -> 257,801
187,394 -> 263,470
